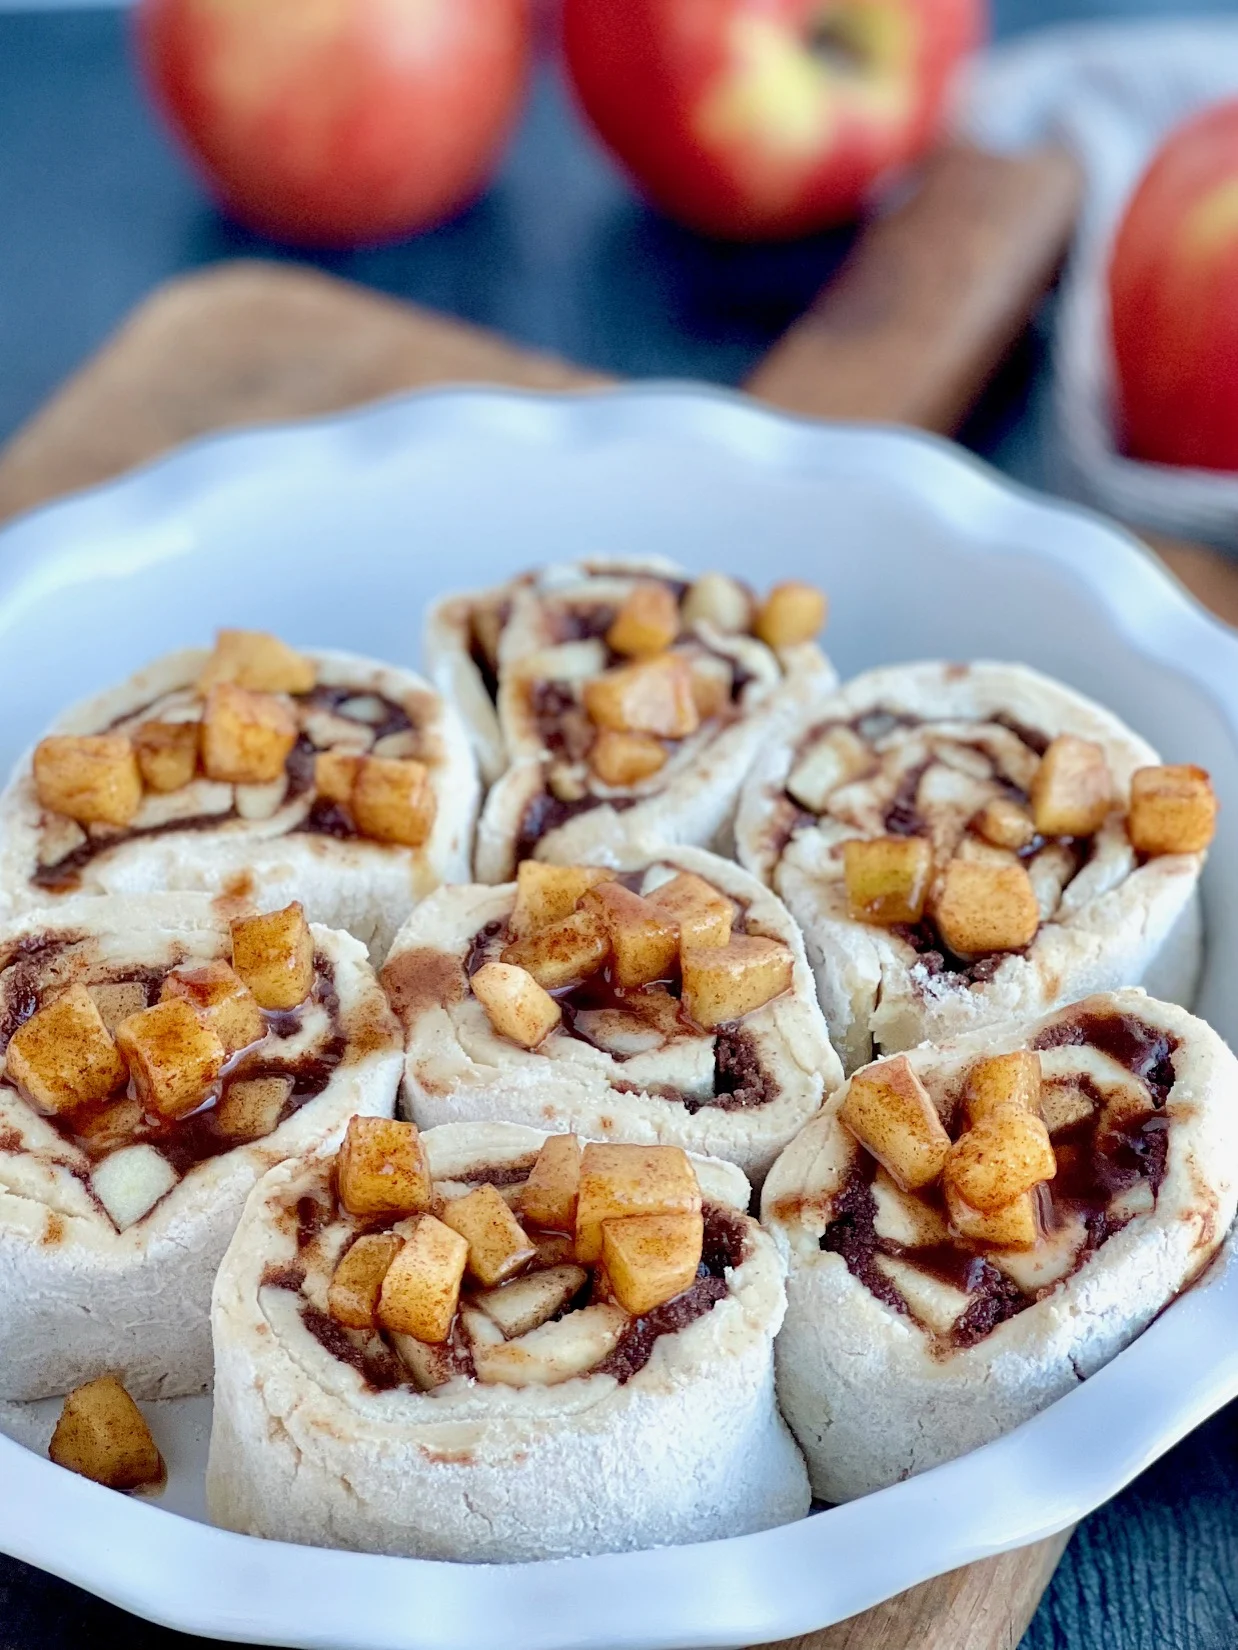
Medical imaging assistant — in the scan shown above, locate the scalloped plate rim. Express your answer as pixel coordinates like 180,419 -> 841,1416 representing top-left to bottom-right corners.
0,383 -> 1235,1650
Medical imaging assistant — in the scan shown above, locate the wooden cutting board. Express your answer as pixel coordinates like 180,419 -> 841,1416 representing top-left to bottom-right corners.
0,152 -> 1231,1650
0,153 -> 1230,624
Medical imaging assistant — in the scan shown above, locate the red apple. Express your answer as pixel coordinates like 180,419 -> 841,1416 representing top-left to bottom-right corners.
134,0 -> 531,248
1110,99 -> 1238,472
562,0 -> 985,241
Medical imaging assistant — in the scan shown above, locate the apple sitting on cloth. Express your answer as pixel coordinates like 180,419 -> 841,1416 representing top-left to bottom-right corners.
1110,98 -> 1238,474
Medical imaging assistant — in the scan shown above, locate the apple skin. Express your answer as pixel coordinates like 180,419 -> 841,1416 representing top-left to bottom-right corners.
134,0 -> 531,248
562,0 -> 985,241
1110,99 -> 1238,473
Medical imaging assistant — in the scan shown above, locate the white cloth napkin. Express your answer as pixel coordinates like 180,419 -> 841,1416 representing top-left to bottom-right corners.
958,21 -> 1238,548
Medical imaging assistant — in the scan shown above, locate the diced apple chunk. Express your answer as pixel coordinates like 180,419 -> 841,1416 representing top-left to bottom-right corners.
870,1169 -> 950,1247
945,1183 -> 1040,1250
91,1144 -> 178,1230
235,777 -> 288,821
688,656 -> 732,720
473,1264 -> 587,1338
213,1075 -> 292,1141
1039,1082 -> 1096,1134
583,882 -> 678,988
37,816 -> 86,868
992,1212 -> 1087,1291
518,1133 -> 582,1231
230,902 -> 314,1011
601,1210 -> 704,1315
1094,1088 -> 1157,1159
391,1332 -> 457,1391
753,581 -> 827,648
377,1215 -> 468,1344
132,720 -> 200,793
351,756 -> 437,848
531,639 -> 608,683
473,1302 -> 629,1387
583,654 -> 700,739
33,735 -> 142,827
546,765 -> 587,805
364,729 -> 418,766
944,1109 -> 1056,1213
161,961 -> 265,1055
645,871 -> 734,949
1030,735 -> 1112,837
115,999 -> 226,1119
328,1232 -> 403,1330
680,935 -> 793,1029
843,836 -> 933,925
197,628 -> 315,695
6,984 -> 128,1114
336,1115 -> 434,1218
606,583 -> 679,657
1108,1180 -> 1155,1223
460,1305 -> 505,1348
933,859 -> 1040,956
874,1256 -> 971,1335
590,729 -> 667,787
965,1050 -> 1042,1124
787,727 -> 872,813
86,982 -> 148,1035
49,1376 -> 164,1491
201,684 -> 297,785
1127,765 -> 1218,856
472,962 -> 562,1049
314,749 -> 362,805
972,797 -> 1036,851
531,1230 -> 576,1267
575,1142 -> 701,1264
500,908 -> 610,990
439,1183 -> 536,1286
680,572 -> 752,634
838,1055 -> 950,1192
73,1095 -> 145,1155
509,862 -> 614,936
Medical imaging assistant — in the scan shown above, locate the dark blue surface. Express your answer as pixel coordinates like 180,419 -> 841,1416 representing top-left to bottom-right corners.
1,4 -> 1237,1648
1,0 -> 1237,454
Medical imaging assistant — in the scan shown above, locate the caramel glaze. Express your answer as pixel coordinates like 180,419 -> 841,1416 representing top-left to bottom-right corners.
783,707 -> 1093,985
463,909 -> 781,1114
820,1007 -> 1179,1351
34,686 -> 416,890
277,1194 -> 748,1394
3,953 -> 345,1178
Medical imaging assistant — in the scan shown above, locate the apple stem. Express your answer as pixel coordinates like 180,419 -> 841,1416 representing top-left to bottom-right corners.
805,12 -> 871,75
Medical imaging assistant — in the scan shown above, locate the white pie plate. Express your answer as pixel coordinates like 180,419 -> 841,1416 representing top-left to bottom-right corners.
0,385 -> 1236,1650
